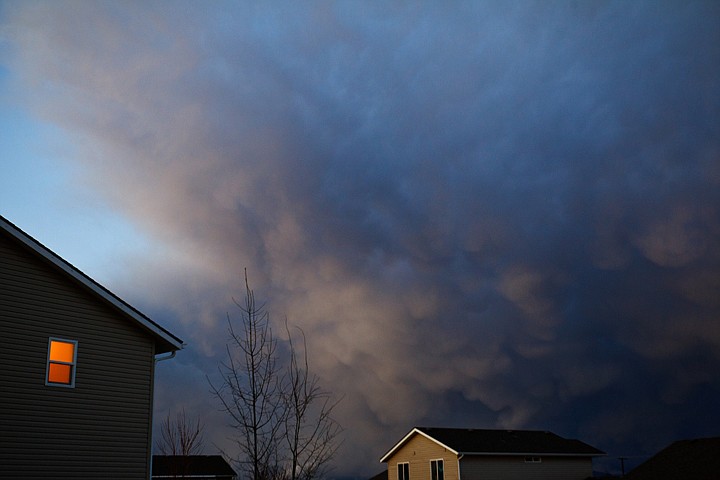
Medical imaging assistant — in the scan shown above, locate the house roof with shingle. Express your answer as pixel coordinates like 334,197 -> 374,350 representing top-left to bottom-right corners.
626,437 -> 720,480
369,469 -> 388,480
152,455 -> 237,478
0,214 -> 183,354
380,427 -> 605,462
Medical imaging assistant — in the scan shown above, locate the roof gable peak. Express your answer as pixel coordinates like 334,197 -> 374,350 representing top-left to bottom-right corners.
0,215 -> 183,353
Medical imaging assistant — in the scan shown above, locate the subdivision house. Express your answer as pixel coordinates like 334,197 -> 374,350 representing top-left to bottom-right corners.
152,455 -> 238,480
0,215 -> 183,479
380,427 -> 605,480
625,437 -> 720,480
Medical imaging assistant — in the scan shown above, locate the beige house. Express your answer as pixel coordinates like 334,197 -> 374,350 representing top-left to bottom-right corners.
380,427 -> 605,480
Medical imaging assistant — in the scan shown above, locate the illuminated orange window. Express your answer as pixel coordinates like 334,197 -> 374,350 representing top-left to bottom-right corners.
46,338 -> 77,387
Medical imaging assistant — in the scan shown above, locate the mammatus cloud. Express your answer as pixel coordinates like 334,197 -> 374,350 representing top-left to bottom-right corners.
2,1 -> 719,475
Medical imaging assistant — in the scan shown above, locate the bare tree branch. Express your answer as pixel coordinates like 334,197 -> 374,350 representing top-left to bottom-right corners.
209,270 -> 285,480
283,320 -> 343,480
156,408 -> 205,456
209,270 -> 342,480
156,408 -> 205,478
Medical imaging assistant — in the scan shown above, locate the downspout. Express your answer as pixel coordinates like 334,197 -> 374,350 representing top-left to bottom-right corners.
149,347 -> 181,479
457,454 -> 464,480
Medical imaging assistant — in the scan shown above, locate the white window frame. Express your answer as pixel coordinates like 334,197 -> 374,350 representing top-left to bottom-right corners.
45,337 -> 78,388
430,459 -> 444,480
397,462 -> 409,480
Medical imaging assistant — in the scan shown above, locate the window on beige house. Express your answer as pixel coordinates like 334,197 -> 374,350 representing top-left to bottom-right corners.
398,462 -> 409,480
430,459 -> 444,480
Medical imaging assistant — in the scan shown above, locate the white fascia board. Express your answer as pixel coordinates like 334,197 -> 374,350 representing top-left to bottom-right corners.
0,216 -> 183,351
380,428 -> 459,463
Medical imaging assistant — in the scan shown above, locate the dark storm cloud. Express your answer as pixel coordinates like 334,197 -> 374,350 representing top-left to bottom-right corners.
2,1 -> 719,475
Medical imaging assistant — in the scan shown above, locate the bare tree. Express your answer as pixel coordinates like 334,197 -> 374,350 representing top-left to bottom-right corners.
155,408 -> 205,478
209,270 -> 285,480
283,322 -> 342,480
156,408 -> 205,456
209,271 -> 343,480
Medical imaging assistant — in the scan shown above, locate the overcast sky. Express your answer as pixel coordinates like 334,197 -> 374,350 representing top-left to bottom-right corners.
1,1 -> 719,477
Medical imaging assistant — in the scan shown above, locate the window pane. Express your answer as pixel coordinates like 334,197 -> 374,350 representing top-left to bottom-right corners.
397,463 -> 409,480
438,460 -> 444,480
48,362 -> 72,384
49,340 -> 75,363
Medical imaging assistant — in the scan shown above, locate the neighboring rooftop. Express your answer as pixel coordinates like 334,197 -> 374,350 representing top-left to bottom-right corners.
152,455 -> 237,479
626,437 -> 720,480
369,469 -> 388,480
381,427 -> 605,462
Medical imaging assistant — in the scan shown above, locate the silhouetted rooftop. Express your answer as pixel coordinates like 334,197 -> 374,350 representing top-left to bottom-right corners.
152,455 -> 236,478
626,437 -> 720,480
369,469 -> 388,480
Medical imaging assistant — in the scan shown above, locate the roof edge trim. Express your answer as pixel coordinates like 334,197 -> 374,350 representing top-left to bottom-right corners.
380,428 -> 459,463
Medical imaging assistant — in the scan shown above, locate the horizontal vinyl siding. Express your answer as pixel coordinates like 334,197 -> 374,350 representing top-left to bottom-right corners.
387,434 -> 459,480
460,455 -> 593,480
0,232 -> 155,479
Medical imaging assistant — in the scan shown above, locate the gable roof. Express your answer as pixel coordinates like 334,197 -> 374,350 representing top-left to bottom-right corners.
369,469 -> 388,480
380,427 -> 605,462
0,215 -> 183,354
152,455 -> 237,477
626,437 -> 720,480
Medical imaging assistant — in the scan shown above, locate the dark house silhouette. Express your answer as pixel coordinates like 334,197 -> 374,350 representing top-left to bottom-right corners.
626,437 -> 720,480
0,215 -> 183,479
152,455 -> 237,479
369,469 -> 389,480
380,427 -> 605,480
